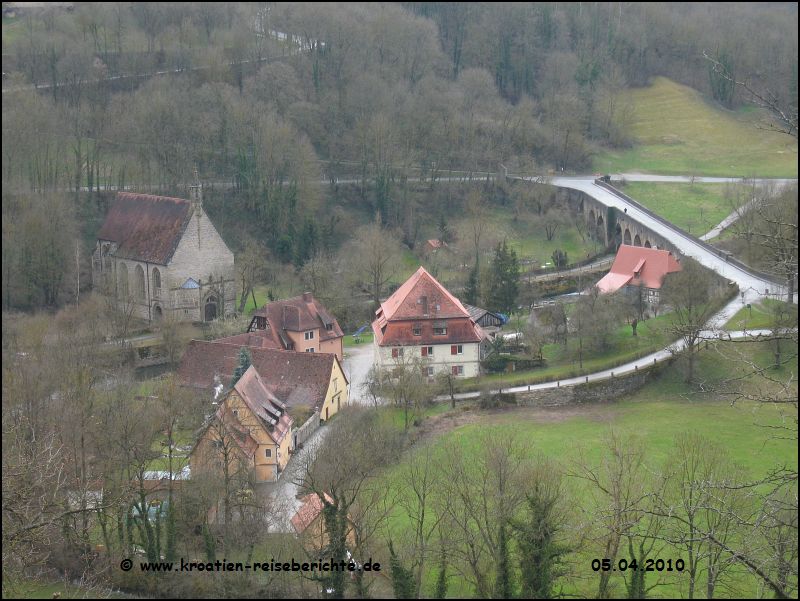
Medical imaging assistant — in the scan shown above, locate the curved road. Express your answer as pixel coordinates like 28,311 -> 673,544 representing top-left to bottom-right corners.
445,327 -> 785,402
548,176 -> 792,305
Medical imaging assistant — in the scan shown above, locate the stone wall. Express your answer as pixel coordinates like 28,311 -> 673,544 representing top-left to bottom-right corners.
511,362 -> 666,408
293,409 -> 322,449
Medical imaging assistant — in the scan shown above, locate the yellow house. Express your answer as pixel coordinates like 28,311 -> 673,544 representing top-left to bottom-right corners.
179,340 -> 350,423
190,366 -> 293,483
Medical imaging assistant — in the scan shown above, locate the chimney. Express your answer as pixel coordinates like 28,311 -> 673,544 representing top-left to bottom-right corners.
302,291 -> 312,303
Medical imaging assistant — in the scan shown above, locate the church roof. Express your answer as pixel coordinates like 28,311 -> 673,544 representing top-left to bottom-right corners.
97,192 -> 194,265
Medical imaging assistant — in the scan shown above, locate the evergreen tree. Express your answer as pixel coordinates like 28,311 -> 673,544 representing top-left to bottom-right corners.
433,545 -> 448,599
494,522 -> 514,598
510,481 -> 569,599
487,240 -> 520,314
294,217 -> 318,267
437,213 -> 451,244
230,346 -> 252,388
388,540 -> 416,599
464,264 -> 479,305
202,523 -> 216,562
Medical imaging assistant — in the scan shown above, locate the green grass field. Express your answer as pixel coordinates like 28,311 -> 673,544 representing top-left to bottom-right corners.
725,299 -> 799,331
378,342 -> 797,598
594,77 -> 798,177
619,182 -> 732,236
344,331 -> 374,347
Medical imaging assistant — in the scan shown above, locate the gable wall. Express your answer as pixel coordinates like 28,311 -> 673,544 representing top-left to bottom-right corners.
168,205 -> 236,313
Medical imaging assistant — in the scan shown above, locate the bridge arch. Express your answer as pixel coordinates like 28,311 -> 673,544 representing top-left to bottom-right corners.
644,240 -> 652,248
623,228 -> 632,245
634,234 -> 642,246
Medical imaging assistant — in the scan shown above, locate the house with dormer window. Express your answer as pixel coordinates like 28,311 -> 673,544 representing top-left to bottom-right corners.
372,267 -> 487,378
189,365 -> 294,483
246,292 -> 344,360
596,245 -> 682,305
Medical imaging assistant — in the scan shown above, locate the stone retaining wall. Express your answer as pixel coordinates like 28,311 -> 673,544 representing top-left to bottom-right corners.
511,362 -> 667,408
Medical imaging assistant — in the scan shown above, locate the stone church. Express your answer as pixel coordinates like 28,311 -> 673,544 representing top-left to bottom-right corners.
92,180 -> 236,323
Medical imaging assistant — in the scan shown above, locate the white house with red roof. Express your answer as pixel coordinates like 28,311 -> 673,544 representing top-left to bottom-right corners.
372,267 -> 487,378
596,245 -> 682,304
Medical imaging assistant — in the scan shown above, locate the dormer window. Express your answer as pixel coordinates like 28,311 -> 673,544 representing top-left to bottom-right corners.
305,330 -> 315,340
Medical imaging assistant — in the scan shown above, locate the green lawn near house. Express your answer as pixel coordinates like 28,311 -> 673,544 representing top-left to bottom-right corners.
344,331 -> 374,347
594,77 -> 798,178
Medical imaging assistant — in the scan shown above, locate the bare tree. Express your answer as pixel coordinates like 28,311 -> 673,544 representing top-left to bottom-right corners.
347,218 -> 404,308
661,259 -> 718,384
295,409 -> 404,599
439,430 -> 532,598
572,432 -> 650,599
703,50 -> 798,138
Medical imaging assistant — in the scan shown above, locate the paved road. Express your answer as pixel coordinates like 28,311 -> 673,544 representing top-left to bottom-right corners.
263,424 -> 330,533
342,343 -> 376,406
610,174 -> 797,185
549,177 -> 791,305
443,322 -> 781,403
526,255 -> 614,283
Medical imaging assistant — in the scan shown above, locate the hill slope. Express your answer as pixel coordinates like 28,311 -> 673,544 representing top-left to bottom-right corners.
594,77 -> 798,177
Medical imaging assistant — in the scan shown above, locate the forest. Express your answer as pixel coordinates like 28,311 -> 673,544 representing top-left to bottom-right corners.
2,2 -> 798,312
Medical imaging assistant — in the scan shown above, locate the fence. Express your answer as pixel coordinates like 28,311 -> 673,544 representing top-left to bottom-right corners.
293,409 -> 321,449
594,180 -> 786,289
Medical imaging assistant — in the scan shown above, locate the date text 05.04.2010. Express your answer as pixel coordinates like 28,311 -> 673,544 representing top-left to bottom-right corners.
591,558 -> 684,572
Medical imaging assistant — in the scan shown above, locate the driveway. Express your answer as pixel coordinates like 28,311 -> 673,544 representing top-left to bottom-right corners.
342,343 -> 376,405
261,424 -> 330,533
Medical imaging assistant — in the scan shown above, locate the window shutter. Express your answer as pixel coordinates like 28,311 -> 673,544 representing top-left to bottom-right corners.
392,348 -> 398,358
421,347 -> 428,357
452,366 -> 458,375
451,345 -> 457,355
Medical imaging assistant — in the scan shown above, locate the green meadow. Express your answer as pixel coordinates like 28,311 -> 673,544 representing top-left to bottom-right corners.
594,77 -> 798,178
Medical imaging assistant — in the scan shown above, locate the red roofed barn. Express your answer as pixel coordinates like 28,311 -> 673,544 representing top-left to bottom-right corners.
372,267 -> 487,378
596,245 -> 682,304
92,180 -> 235,323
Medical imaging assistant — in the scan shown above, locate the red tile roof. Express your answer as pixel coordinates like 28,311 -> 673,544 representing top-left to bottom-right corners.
290,492 -> 334,534
178,341 -> 347,410
372,317 -> 484,346
377,267 -> 470,322
97,192 -> 194,265
215,404 -> 260,457
372,267 -> 486,346
214,330 -> 283,350
251,293 -> 344,343
234,366 -> 293,445
596,245 -> 682,294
